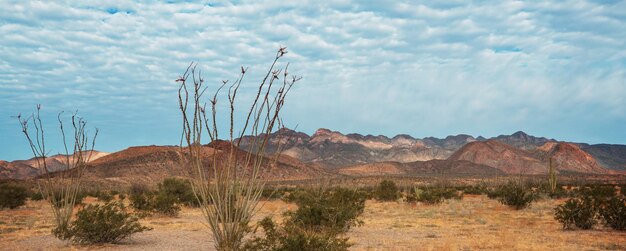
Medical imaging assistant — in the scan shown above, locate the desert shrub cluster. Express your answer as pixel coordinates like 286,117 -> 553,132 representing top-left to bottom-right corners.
554,187 -> 626,231
373,180 -> 400,201
406,186 -> 461,205
65,200 -> 151,244
246,187 -> 367,250
488,181 -> 535,210
0,182 -> 28,209
129,178 -> 196,216
261,186 -> 297,200
554,197 -> 597,230
458,184 -> 489,195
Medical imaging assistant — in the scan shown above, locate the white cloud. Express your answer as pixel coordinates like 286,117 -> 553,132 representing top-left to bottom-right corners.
0,0 -> 625,160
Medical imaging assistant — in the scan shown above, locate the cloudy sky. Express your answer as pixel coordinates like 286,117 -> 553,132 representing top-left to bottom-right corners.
1,0 -> 625,161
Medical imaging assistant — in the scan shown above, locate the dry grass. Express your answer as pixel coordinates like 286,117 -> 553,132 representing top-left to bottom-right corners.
349,195 -> 626,251
1,196 -> 625,250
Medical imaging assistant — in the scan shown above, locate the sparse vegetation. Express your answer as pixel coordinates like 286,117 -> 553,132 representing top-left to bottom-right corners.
157,178 -> 197,207
66,200 -> 151,244
284,188 -> 366,233
374,180 -> 400,201
177,48 -> 300,250
245,187 -> 365,251
129,184 -> 153,212
17,106 -> 99,240
599,196 -> 626,231
490,181 -> 535,210
407,186 -> 460,205
244,216 -> 351,251
554,197 -> 597,230
128,180 -> 185,216
0,182 -> 28,209
29,190 -> 44,201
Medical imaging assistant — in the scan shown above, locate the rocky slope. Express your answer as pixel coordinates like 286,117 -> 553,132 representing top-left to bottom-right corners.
3,128 -> 624,180
0,151 -> 109,180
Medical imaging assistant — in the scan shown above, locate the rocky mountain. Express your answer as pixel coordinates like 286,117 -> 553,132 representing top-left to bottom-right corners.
493,131 -> 554,150
238,128 -> 475,169
578,144 -> 626,171
236,128 -> 625,173
78,141 -> 326,186
447,140 -> 546,174
0,151 -> 109,180
2,128 -> 624,180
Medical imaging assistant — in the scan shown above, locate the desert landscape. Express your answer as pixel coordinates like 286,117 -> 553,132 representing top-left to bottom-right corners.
2,1 -> 626,250
2,127 -> 626,250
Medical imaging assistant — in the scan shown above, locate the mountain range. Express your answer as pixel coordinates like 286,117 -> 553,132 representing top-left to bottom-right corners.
2,128 -> 625,184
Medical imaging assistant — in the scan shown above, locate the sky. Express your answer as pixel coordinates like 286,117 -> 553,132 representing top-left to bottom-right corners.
1,0 -> 625,161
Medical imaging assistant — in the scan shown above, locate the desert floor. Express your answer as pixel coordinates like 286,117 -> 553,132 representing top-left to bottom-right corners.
1,195 -> 625,251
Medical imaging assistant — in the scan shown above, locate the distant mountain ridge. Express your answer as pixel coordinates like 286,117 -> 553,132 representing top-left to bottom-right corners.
2,128 -> 625,181
237,128 -> 626,172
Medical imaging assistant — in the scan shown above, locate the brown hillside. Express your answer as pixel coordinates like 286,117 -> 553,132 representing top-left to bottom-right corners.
448,140 -> 546,174
536,142 -> 608,174
80,142 -> 326,187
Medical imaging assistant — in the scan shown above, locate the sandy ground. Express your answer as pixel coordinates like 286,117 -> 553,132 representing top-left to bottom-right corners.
1,196 -> 625,250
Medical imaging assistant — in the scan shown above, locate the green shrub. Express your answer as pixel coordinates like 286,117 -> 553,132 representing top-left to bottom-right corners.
129,184 -> 153,211
152,192 -> 180,217
492,182 -> 535,210
246,187 -> 364,251
581,185 -> 616,199
600,196 -> 626,231
157,178 -> 198,207
0,183 -> 28,209
407,186 -> 460,205
554,197 -> 597,230
374,180 -> 399,201
29,190 -> 44,201
261,187 -> 296,200
96,191 -> 114,202
128,180 -> 183,216
67,201 -> 151,244
460,185 -> 488,195
244,217 -> 351,251
285,188 -> 366,233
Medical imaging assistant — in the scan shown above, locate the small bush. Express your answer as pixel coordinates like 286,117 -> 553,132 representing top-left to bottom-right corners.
554,197 -> 597,230
128,180 -> 183,216
600,196 -> 626,231
29,190 -> 44,201
0,183 -> 28,209
261,187 -> 296,200
157,178 -> 198,207
581,185 -> 616,199
129,184 -> 153,211
246,187 -> 364,251
244,217 -> 351,251
285,188 -> 366,233
374,180 -> 399,201
152,192 -> 180,217
460,185 -> 488,195
67,201 -> 151,244
407,186 -> 460,205
491,182 -> 535,210
96,191 -> 114,202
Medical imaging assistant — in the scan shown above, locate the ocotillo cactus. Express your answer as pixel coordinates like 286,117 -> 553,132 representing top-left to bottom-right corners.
549,157 -> 557,193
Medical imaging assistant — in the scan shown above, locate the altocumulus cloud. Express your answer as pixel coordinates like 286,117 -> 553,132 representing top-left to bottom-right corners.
0,0 -> 625,160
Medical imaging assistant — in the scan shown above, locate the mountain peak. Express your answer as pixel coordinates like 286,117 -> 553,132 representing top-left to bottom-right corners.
313,128 -> 333,136
512,131 -> 529,138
